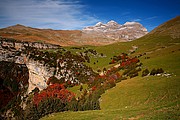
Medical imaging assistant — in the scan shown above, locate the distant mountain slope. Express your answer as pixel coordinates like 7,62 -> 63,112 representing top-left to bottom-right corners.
145,16 -> 180,39
0,20 -> 148,46
0,24 -> 82,46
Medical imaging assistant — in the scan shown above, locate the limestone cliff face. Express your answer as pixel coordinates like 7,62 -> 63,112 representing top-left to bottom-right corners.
0,37 -> 61,93
26,60 -> 54,93
0,37 -> 96,93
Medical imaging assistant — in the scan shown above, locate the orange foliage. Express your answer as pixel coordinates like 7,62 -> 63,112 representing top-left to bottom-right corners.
33,83 -> 75,106
121,57 -> 139,67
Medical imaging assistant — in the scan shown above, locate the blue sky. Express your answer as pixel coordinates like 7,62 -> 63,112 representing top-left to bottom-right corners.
0,0 -> 179,31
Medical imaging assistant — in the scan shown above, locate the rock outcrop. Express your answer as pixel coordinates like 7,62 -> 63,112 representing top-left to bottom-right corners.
0,38 -> 59,91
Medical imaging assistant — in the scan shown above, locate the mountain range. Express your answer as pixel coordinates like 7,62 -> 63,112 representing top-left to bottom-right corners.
82,20 -> 148,41
0,20 -> 148,46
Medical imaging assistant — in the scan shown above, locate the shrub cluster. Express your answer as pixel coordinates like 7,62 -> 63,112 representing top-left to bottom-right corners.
121,60 -> 142,78
142,69 -> 150,77
23,84 -> 74,119
109,53 -> 128,64
24,98 -> 67,120
142,68 -> 164,77
150,68 -> 164,75
23,83 -> 101,119
0,61 -> 29,119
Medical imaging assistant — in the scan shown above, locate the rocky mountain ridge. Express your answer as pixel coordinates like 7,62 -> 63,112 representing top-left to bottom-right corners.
82,20 -> 148,41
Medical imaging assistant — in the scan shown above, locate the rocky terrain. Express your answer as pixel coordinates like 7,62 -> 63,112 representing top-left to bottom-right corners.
0,38 -> 59,94
0,37 -> 97,93
0,38 -> 60,93
82,20 -> 148,41
0,21 -> 148,46
0,38 -> 60,62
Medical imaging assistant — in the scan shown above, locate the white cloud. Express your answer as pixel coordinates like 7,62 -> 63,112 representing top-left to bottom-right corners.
145,16 -> 158,20
131,18 -> 141,22
121,12 -> 131,16
0,0 -> 99,30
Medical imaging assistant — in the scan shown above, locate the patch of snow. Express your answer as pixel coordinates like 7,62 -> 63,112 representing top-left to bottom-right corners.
124,22 -> 139,25
95,22 -> 104,27
141,27 -> 148,32
126,26 -> 133,29
118,27 -> 127,30
107,20 -> 118,25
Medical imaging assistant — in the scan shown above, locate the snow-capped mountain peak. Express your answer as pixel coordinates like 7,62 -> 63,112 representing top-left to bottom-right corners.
124,21 -> 140,25
106,20 -> 122,28
95,22 -> 104,27
82,20 -> 148,41
107,20 -> 119,25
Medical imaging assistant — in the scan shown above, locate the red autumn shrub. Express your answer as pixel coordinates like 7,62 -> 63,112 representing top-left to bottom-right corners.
33,83 -> 75,106
121,57 -> 140,68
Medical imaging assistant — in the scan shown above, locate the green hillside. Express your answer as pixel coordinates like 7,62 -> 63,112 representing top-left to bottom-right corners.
41,16 -> 180,119
100,50 -> 180,119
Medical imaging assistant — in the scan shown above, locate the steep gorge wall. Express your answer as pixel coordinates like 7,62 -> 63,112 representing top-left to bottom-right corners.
0,37 -> 96,93
0,38 -> 60,93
